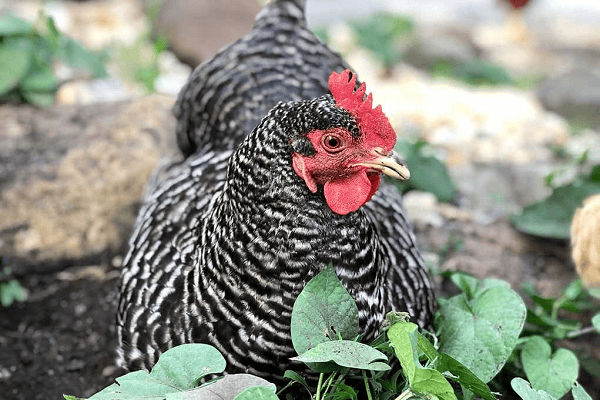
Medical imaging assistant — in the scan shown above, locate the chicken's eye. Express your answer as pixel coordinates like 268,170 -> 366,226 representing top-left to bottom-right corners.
322,135 -> 345,153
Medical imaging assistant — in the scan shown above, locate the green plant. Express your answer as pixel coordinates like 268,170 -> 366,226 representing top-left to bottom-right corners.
349,12 -> 414,71
393,139 -> 457,203
0,12 -> 107,107
67,265 -> 598,399
511,158 -> 600,239
430,59 -> 513,87
114,0 -> 169,93
0,266 -> 27,307
116,33 -> 168,93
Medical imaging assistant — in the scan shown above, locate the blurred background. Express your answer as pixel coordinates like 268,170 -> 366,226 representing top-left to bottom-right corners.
0,0 -> 599,399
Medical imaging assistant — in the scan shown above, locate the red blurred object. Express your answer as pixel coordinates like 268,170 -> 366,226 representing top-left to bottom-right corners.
509,0 -> 528,9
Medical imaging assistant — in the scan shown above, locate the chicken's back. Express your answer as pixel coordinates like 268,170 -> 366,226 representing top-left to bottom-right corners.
173,0 -> 350,156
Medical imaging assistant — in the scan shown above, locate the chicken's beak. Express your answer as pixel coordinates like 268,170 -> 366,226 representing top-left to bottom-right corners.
353,148 -> 410,180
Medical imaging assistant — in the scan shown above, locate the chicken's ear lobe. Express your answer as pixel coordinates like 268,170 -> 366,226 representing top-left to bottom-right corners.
292,153 -> 318,193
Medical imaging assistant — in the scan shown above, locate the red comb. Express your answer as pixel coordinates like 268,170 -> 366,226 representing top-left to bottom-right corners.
328,70 -> 396,151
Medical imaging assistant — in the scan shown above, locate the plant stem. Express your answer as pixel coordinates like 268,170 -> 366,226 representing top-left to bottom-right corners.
315,373 -> 324,400
566,326 -> 598,338
362,370 -> 373,400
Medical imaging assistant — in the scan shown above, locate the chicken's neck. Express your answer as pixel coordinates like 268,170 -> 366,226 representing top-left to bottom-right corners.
195,117 -> 388,323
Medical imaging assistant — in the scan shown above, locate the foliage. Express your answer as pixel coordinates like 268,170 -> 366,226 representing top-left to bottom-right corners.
393,139 -> 457,203
431,59 -> 513,87
67,267 -> 599,400
446,271 -> 599,399
0,266 -> 27,307
511,160 -> 600,239
114,33 -> 168,93
0,13 -> 106,107
349,12 -> 414,70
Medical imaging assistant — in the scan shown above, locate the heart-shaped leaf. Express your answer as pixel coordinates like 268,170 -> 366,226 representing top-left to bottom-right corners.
521,336 -> 579,399
436,285 -> 526,382
0,13 -> 33,35
166,374 -> 276,400
291,340 -> 390,371
88,344 -> 227,400
234,386 -> 280,400
511,378 -> 556,400
0,38 -> 32,95
290,264 -> 359,355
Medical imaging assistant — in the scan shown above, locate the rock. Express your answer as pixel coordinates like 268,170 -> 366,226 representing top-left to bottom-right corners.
403,27 -> 479,71
152,0 -> 261,66
55,78 -> 142,105
402,191 -> 444,229
449,162 -> 555,222
0,94 -> 177,269
537,70 -> 600,129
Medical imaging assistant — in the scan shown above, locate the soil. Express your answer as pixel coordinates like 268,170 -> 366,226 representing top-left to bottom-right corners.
0,261 -> 125,400
1,219 -> 599,400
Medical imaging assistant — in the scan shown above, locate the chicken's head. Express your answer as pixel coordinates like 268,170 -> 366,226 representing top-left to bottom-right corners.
292,70 -> 409,215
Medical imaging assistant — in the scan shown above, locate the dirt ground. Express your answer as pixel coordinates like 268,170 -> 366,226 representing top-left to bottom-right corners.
0,220 -> 599,400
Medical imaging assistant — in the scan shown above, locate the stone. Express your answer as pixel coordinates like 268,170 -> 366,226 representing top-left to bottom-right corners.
449,162 -> 555,222
403,27 -> 479,71
402,191 -> 444,229
0,94 -> 177,269
537,70 -> 600,129
152,0 -> 261,66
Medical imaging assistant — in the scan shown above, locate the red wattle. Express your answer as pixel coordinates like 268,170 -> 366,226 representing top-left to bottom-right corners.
323,172 -> 381,215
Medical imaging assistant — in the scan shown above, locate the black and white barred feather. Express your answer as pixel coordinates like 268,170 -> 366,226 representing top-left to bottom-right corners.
117,0 -> 435,381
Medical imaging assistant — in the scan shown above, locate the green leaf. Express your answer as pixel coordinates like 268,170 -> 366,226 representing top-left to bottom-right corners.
520,336 -> 579,399
511,378 -> 556,400
19,66 -> 58,92
290,264 -> 359,355
166,374 -> 276,400
436,285 -> 526,382
452,59 -> 512,86
411,368 -> 457,400
58,36 -> 107,77
592,313 -> 600,334
150,343 -> 227,389
450,272 -> 479,300
511,178 -> 600,239
0,38 -> 32,95
415,332 -> 439,362
387,322 -> 419,384
0,13 -> 33,35
282,370 -> 310,393
571,382 -> 593,400
89,344 -> 226,399
350,12 -> 414,68
21,91 -> 55,107
291,340 -> 390,371
393,140 -> 457,202
435,353 -> 495,400
234,386 -> 279,400
0,280 -> 27,307
563,279 -> 584,300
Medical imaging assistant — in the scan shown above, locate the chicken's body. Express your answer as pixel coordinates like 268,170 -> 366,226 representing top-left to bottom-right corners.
117,0 -> 435,381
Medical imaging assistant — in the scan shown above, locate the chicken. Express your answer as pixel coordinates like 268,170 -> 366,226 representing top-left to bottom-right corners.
116,0 -> 436,382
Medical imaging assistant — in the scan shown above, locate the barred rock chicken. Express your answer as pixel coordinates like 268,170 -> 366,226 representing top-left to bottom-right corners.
117,0 -> 436,382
